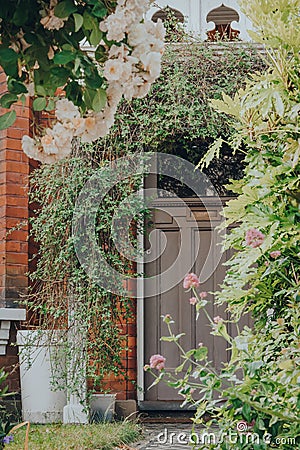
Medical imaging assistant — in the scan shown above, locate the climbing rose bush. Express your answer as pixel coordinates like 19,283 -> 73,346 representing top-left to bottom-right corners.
0,0 -> 165,163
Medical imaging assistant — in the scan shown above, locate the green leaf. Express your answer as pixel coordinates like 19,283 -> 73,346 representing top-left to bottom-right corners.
175,362 -> 186,373
0,93 -> 18,108
92,2 -> 107,18
53,50 -> 76,65
46,99 -> 55,111
0,47 -> 19,63
12,3 -> 29,26
83,11 -> 95,30
278,359 -> 294,370
54,0 -> 77,18
90,27 -> 102,46
7,79 -> 27,94
242,403 -> 252,422
0,110 -> 16,130
35,85 -> 47,97
160,336 -> 175,342
85,74 -> 103,90
92,88 -> 106,112
50,66 -> 70,86
83,88 -> 94,110
65,81 -> 82,106
19,93 -> 26,106
194,346 -> 208,361
73,13 -> 83,32
83,11 -> 102,45
95,45 -> 107,63
197,137 -> 223,170
33,97 -> 47,111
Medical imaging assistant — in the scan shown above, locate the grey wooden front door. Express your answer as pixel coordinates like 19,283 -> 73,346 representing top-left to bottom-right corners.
142,197 -> 232,409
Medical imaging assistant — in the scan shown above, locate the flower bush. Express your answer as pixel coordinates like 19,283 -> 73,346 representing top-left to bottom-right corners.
0,0 -> 165,163
145,0 -> 300,448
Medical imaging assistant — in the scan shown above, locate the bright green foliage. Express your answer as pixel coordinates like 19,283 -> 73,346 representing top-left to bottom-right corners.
26,146 -> 145,393
212,1 -> 300,321
147,1 -> 300,448
109,43 -> 265,194
22,43 -> 264,394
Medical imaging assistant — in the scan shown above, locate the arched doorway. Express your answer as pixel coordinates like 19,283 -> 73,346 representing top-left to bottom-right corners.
206,3 -> 240,41
152,6 -> 184,24
152,6 -> 185,42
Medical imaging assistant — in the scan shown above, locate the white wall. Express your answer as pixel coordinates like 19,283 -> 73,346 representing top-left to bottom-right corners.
146,0 -> 255,41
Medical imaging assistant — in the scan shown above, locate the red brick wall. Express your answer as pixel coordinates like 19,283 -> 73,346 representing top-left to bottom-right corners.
0,72 -> 31,308
100,314 -> 137,401
0,68 -> 32,393
0,68 -> 138,400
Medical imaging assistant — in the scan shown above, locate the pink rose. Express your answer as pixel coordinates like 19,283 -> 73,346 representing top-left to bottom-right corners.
183,273 -> 200,290
199,291 -> 207,299
245,228 -> 265,248
213,316 -> 223,324
270,250 -> 281,259
149,354 -> 166,371
189,297 -> 197,305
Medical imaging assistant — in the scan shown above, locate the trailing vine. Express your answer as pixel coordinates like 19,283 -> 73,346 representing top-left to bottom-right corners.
23,42 -> 266,394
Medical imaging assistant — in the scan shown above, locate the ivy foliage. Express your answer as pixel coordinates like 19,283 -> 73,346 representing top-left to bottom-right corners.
104,42 -> 265,194
25,43 -> 265,391
26,144 -> 145,392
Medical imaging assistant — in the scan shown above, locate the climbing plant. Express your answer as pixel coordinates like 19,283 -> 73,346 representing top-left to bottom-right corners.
146,1 -> 300,448
23,41 -> 266,395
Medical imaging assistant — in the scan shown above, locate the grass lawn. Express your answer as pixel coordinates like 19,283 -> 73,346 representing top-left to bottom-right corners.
8,421 -> 141,450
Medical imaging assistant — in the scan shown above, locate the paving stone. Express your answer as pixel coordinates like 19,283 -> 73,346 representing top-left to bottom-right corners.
132,423 -> 203,450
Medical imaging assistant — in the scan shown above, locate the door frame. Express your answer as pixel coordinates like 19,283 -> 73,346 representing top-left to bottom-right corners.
136,196 -> 230,407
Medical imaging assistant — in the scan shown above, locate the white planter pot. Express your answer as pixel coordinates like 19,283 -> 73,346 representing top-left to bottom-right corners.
90,394 -> 116,422
17,330 -> 67,424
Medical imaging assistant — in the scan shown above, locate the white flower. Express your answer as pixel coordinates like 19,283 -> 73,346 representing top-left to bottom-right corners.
70,117 -> 86,137
51,122 -> 74,148
154,19 -> 166,41
100,11 -> 127,42
81,117 -> 100,143
134,81 -> 152,99
101,107 -> 115,129
128,23 -> 147,46
22,135 -> 39,159
123,0 -> 149,18
140,52 -> 161,80
104,60 -> 132,82
106,83 -> 123,108
109,44 -> 127,59
25,82 -> 35,97
123,75 -> 143,100
41,131 -> 58,155
55,99 -> 80,121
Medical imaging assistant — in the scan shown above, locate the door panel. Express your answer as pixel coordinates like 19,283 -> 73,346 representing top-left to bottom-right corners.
143,198 -> 232,405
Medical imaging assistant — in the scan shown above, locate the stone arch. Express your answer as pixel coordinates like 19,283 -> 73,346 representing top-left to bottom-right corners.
206,3 -> 240,41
